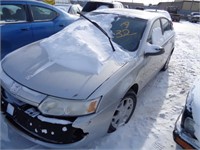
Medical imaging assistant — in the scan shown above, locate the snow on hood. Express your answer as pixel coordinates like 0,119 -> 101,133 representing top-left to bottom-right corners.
186,77 -> 200,142
40,14 -> 133,74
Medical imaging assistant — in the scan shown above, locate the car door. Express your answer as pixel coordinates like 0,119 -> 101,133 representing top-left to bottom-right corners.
137,19 -> 166,89
29,5 -> 57,41
0,3 -> 33,59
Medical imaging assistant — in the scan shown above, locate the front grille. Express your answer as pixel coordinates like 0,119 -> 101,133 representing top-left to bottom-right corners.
1,87 -> 87,144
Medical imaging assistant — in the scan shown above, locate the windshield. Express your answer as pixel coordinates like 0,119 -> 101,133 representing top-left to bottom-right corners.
88,13 -> 147,52
111,16 -> 147,51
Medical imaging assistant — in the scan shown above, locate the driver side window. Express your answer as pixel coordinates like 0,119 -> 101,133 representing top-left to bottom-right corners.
147,19 -> 163,45
30,5 -> 57,21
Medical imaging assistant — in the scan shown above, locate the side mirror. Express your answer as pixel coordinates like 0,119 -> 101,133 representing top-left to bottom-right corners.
144,43 -> 165,56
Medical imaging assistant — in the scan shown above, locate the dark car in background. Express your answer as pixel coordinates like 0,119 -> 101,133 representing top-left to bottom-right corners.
81,1 -> 124,14
0,0 -> 77,59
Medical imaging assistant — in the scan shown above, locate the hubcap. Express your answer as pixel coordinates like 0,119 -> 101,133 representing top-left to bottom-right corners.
111,97 -> 134,129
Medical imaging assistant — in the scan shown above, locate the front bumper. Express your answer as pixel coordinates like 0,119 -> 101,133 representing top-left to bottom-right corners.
1,87 -> 114,148
1,98 -> 87,144
173,112 -> 200,149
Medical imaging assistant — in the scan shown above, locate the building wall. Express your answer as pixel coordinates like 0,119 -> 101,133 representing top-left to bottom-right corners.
156,1 -> 199,19
190,1 -> 200,11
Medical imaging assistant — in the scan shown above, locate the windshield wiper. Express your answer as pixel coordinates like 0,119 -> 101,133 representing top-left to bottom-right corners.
78,12 -> 115,52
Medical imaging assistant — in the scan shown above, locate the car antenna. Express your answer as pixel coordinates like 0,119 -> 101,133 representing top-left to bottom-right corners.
78,12 -> 116,52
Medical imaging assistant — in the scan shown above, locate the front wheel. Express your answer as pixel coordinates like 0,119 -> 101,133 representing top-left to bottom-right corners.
108,90 -> 137,133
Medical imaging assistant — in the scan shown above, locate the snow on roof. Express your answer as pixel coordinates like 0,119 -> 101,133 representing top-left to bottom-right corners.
144,9 -> 172,21
40,13 -> 133,74
94,8 -> 164,20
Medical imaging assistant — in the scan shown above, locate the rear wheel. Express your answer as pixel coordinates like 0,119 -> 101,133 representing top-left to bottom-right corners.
108,90 -> 137,133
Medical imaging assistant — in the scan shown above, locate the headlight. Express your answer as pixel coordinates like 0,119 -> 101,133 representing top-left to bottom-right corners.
183,117 -> 195,137
0,63 -> 14,87
38,97 -> 101,116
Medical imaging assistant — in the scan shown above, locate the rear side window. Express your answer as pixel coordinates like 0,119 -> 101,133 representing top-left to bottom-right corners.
30,5 -> 57,21
0,4 -> 26,23
161,18 -> 173,33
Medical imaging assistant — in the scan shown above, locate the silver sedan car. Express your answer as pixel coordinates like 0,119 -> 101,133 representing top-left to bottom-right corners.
0,9 -> 175,148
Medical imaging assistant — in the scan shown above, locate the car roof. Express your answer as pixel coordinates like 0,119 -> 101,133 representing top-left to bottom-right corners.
94,8 -> 165,20
144,9 -> 172,21
145,9 -> 168,13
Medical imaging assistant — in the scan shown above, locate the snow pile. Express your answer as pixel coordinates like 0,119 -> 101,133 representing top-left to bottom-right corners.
40,14 -> 132,74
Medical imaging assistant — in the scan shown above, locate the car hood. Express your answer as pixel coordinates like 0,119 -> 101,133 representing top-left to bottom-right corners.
186,77 -> 200,142
2,42 -> 123,100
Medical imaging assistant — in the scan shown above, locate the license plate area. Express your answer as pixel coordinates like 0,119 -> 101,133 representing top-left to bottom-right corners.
1,96 -> 86,144
6,103 -> 15,116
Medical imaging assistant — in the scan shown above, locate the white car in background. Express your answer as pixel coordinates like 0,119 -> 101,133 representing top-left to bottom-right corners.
187,12 -> 200,23
145,9 -> 172,21
173,78 -> 200,149
55,4 -> 82,15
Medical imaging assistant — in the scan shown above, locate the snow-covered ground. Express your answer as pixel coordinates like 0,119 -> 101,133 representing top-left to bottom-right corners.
1,21 -> 200,149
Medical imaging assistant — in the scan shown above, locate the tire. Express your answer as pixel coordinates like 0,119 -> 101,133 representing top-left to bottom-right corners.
108,90 -> 137,133
161,53 -> 172,71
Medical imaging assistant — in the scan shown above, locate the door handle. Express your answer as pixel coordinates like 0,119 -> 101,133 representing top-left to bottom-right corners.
21,28 -> 30,31
59,24 -> 65,27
